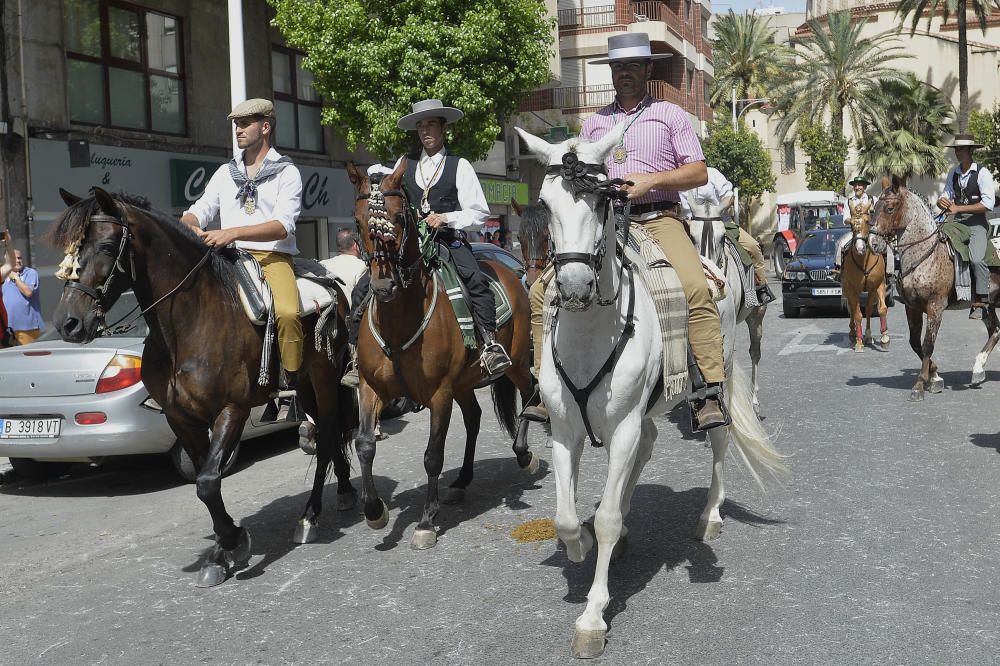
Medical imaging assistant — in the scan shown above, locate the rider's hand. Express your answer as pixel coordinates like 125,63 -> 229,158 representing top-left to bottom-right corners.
201,228 -> 239,249
424,213 -> 448,229
936,196 -> 954,213
621,173 -> 657,200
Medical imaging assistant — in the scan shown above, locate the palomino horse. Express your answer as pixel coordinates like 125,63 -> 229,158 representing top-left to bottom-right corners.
346,161 -> 539,550
686,218 -> 768,415
839,219 -> 890,352
51,188 -> 356,586
515,126 -> 786,658
871,180 -> 1000,400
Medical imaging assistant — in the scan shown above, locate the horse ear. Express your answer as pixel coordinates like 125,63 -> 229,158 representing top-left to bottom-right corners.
92,187 -> 117,216
59,188 -> 82,207
511,197 -> 523,216
515,126 -> 556,164
346,161 -> 368,193
891,174 -> 905,193
384,158 -> 407,191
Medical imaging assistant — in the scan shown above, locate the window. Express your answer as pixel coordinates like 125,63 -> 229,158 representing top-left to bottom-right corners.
64,0 -> 186,134
272,46 -> 324,153
783,141 -> 796,173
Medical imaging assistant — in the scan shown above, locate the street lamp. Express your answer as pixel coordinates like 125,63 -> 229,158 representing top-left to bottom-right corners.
731,85 -> 770,132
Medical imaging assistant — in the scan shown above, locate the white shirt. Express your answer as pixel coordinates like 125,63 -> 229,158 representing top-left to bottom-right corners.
184,147 -> 302,255
392,148 -> 490,231
681,167 -> 734,222
944,162 -> 996,210
320,253 -> 367,293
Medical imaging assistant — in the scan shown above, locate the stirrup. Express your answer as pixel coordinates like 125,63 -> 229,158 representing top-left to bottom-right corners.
479,341 -> 512,376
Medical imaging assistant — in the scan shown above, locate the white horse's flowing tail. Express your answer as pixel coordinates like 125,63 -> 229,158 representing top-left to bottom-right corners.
725,364 -> 788,487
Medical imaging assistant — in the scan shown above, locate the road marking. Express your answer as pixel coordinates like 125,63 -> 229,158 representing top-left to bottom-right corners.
779,323 -> 905,355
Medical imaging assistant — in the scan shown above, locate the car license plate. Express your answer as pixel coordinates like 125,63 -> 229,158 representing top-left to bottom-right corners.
0,417 -> 62,439
812,287 -> 842,296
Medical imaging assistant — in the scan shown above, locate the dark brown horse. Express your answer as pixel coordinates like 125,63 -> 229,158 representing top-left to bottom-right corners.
50,187 -> 356,585
347,161 -> 538,550
512,198 -> 549,286
872,180 -> 1000,400
840,218 -> 890,352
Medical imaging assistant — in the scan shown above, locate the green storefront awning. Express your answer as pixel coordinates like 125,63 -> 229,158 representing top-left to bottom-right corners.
479,178 -> 528,206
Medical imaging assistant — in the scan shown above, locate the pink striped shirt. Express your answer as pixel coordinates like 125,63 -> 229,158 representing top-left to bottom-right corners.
581,95 -> 704,205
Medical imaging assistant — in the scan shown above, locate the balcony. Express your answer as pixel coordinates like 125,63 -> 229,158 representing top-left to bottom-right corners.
559,1 -> 685,37
519,80 -> 696,116
631,1 -> 683,36
558,5 -> 621,30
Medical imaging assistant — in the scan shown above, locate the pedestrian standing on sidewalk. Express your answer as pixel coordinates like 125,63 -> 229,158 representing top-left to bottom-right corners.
2,245 -> 45,345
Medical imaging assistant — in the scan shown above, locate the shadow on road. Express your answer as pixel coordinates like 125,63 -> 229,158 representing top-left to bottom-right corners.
847,368 -> 1000,394
969,432 -> 1000,453
540,483 -> 784,628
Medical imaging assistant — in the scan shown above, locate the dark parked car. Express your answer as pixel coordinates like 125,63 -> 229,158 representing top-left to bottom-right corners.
471,242 -> 525,280
780,226 -> 849,317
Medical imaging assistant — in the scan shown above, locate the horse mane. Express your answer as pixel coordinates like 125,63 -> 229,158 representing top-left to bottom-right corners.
519,200 -> 550,241
49,191 -> 242,295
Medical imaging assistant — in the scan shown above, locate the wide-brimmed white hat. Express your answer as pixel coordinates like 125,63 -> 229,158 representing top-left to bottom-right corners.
947,134 -> 985,149
590,33 -> 672,65
397,99 -> 464,130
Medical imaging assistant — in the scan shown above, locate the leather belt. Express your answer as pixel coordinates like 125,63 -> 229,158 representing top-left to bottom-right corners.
616,201 -> 680,216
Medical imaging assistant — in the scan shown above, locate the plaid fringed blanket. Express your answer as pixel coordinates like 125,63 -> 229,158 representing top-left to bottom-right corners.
544,225 -> 689,403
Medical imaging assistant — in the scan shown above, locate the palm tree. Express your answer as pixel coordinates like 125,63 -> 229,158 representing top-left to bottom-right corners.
708,11 -> 791,110
774,11 -> 912,143
856,75 -> 955,180
896,0 -> 1000,133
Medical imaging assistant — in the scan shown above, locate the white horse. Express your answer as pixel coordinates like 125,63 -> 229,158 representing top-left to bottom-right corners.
516,126 -> 787,659
686,216 -> 768,416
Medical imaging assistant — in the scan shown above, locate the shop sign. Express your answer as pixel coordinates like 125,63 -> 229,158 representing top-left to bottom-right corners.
479,178 -> 528,206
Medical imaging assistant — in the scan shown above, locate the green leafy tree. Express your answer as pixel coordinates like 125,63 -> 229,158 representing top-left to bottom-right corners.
703,120 -> 776,232
269,0 -> 554,160
708,11 -> 791,110
896,0 -> 1000,133
798,122 -> 849,191
969,104 -> 1000,175
774,11 -> 911,143
856,75 -> 954,180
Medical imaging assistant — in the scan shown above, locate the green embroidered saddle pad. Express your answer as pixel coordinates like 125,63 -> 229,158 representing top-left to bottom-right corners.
938,221 -> 1000,267
419,228 -> 513,350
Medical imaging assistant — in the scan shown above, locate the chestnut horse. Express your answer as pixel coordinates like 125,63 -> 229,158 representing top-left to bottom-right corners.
840,219 -> 890,352
347,161 -> 539,550
50,188 -> 356,586
871,180 -> 1000,400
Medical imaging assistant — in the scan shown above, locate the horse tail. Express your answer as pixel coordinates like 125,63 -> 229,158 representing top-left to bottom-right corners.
338,383 -> 358,455
725,364 -> 788,488
490,375 -> 518,440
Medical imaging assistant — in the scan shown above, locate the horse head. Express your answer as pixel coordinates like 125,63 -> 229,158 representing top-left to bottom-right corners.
871,175 -> 909,244
514,198 -> 552,286
347,159 -> 419,302
51,187 -> 135,343
514,123 -> 626,311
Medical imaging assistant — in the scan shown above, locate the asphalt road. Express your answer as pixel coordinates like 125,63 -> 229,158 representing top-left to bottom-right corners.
2,293 -> 999,665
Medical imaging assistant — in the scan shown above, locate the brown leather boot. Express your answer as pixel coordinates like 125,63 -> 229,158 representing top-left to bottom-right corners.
692,383 -> 730,431
969,302 -> 988,320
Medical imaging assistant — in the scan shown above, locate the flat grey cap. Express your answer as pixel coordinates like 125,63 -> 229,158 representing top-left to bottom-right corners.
228,98 -> 276,120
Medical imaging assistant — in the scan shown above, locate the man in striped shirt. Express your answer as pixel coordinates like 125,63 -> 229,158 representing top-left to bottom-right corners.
584,33 -> 726,430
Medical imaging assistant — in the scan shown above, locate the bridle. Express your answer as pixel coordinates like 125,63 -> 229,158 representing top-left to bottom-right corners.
355,177 -> 422,292
543,151 -> 632,307
57,202 -> 212,333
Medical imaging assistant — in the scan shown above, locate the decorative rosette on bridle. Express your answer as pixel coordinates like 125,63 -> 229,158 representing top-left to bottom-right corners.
545,151 -> 631,203
55,238 -> 83,281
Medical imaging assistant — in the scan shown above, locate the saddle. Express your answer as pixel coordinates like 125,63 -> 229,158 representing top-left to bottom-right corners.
937,222 -> 1000,303
232,250 -> 346,326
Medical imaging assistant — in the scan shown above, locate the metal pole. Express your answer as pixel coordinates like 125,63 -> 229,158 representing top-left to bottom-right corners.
228,0 -> 246,156
17,0 -> 34,266
731,86 -> 737,133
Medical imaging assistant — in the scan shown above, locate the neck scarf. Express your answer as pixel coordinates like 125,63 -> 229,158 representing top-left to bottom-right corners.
229,152 -> 294,211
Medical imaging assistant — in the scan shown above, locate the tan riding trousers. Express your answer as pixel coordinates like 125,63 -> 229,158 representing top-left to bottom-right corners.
528,214 -> 725,384
737,227 -> 767,286
248,250 -> 303,373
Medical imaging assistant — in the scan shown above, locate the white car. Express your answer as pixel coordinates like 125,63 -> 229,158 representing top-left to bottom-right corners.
0,293 -> 297,481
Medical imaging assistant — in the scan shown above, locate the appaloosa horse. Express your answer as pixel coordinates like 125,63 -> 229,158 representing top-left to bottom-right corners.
347,161 -> 539,550
51,188 -> 356,586
871,179 -> 1000,400
840,218 -> 890,352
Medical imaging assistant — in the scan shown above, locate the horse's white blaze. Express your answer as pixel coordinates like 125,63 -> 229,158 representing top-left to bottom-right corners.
520,130 -> 786,657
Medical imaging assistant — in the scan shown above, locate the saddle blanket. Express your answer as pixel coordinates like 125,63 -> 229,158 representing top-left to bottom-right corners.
938,221 -> 1000,302
235,253 -> 346,326
543,225 -> 689,403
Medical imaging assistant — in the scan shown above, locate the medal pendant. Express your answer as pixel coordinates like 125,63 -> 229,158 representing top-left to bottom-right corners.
612,145 -> 627,164
244,196 -> 256,215
420,198 -> 431,215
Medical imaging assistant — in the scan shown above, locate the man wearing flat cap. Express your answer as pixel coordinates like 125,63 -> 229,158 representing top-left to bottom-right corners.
937,134 -> 996,318
181,98 -> 305,414
343,99 -> 511,385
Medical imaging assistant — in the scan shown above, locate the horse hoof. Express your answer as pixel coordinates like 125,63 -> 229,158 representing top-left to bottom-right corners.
694,518 -> 723,541
971,370 -> 986,386
443,487 -> 466,505
909,389 -> 924,402
570,629 -> 607,659
410,528 -> 438,550
880,334 -> 890,346
854,345 -> 864,353
292,518 -> 319,544
610,535 -> 628,563
929,378 -> 944,394
335,489 -> 358,512
366,499 -> 390,530
195,563 -> 228,588
525,452 -> 541,475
